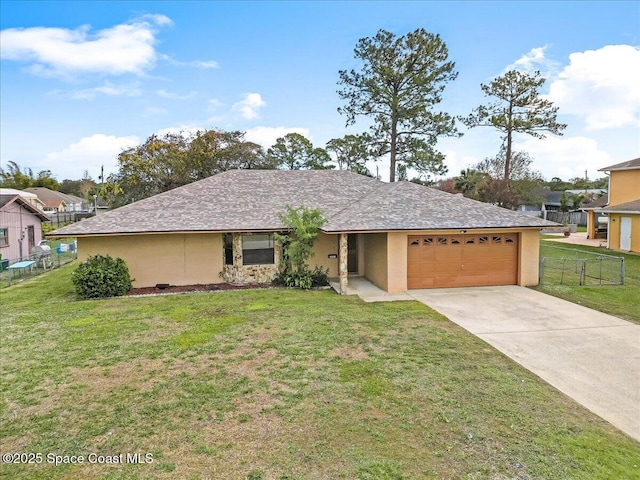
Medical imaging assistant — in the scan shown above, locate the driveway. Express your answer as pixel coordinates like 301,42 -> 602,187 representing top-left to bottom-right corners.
407,286 -> 640,442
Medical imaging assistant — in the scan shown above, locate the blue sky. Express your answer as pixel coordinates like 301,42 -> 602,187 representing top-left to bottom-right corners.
1,1 -> 639,183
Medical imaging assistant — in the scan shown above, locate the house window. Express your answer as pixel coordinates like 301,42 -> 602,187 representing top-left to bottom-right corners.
0,228 -> 8,247
423,237 -> 433,246
224,234 -> 233,265
242,233 -> 275,265
479,236 -> 488,244
437,237 -> 447,245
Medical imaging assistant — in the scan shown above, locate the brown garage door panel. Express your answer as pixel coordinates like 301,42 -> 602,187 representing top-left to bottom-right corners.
407,234 -> 518,289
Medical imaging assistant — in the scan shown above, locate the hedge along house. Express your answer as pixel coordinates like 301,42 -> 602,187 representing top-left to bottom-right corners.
49,170 -> 556,293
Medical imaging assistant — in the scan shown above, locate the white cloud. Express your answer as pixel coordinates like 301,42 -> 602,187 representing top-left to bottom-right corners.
0,15 -> 170,78
513,136 -> 613,180
207,98 -> 224,112
159,54 -> 219,69
505,45 -> 559,76
156,125 -> 205,138
156,89 -> 197,100
441,150 -> 481,178
65,81 -> 142,100
232,93 -> 266,120
244,126 -> 310,148
44,134 -> 139,180
547,45 -> 640,130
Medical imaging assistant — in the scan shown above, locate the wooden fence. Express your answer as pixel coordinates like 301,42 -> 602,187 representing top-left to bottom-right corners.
45,212 -> 94,227
545,211 -> 587,226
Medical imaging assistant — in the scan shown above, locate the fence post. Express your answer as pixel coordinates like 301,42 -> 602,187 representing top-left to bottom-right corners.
580,261 -> 585,286
539,257 -> 544,285
621,258 -> 625,286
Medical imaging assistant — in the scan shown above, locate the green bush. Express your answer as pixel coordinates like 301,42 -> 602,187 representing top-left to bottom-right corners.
273,265 -> 329,290
72,254 -> 133,299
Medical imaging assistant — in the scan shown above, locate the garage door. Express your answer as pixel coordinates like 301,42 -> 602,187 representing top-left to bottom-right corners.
407,233 -> 518,289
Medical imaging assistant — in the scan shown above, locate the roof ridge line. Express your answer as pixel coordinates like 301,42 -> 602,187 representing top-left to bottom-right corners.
323,179 -> 391,225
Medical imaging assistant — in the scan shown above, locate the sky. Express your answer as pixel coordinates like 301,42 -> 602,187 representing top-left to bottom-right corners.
1,1 -> 639,184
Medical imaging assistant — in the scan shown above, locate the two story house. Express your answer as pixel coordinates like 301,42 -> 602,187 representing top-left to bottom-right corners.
597,158 -> 640,253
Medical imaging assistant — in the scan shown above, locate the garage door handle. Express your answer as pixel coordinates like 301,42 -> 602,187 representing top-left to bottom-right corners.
461,264 -> 464,270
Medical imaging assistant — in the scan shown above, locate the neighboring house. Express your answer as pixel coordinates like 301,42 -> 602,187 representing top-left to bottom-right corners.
0,188 -> 46,211
597,158 -> 640,253
24,187 -> 89,213
49,170 -> 556,292
0,194 -> 50,263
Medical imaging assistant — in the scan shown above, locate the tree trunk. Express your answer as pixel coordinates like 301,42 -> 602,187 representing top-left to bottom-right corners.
389,118 -> 397,182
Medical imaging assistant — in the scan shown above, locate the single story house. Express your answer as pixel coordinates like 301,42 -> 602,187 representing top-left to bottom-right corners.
0,194 -> 50,264
49,170 -> 556,293
25,187 -> 89,213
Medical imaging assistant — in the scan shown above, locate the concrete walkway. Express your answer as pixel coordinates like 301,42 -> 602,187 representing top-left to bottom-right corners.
350,281 -> 640,441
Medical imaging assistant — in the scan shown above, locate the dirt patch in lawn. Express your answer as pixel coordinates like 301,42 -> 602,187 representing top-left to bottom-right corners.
126,283 -> 274,296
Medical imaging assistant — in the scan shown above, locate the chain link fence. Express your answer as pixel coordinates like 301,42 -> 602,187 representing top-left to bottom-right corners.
0,239 -> 77,289
539,244 -> 625,286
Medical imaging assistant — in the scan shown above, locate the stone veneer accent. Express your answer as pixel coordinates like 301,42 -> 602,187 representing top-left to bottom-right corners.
220,232 -> 281,284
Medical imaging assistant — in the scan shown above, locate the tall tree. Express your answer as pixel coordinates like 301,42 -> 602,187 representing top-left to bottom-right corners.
0,161 -> 59,190
267,133 -> 333,170
462,70 -> 566,182
325,134 -> 373,176
337,28 -> 459,182
109,128 -> 267,206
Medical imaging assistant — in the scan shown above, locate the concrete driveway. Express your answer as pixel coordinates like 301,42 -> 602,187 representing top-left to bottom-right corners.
407,286 -> 640,442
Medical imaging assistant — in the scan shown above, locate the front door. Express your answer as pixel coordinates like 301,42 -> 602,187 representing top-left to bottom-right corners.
620,217 -> 632,251
27,226 -> 35,252
347,234 -> 358,273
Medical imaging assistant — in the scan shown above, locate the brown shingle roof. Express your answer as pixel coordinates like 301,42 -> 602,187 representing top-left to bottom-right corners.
600,199 -> 640,213
50,170 -> 557,236
582,194 -> 609,209
599,157 -> 640,172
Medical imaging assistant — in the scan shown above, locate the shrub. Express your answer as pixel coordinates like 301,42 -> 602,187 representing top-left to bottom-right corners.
273,266 -> 329,290
72,254 -> 133,299
273,206 -> 329,289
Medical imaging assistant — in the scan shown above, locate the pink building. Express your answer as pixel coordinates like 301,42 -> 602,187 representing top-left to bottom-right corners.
0,194 -> 49,264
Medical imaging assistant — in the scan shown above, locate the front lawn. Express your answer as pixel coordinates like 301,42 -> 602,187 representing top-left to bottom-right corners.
1,265 -> 638,479
534,240 -> 640,323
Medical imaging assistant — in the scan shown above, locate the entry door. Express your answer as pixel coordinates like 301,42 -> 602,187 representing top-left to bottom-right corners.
27,226 -> 35,251
347,234 -> 358,273
620,217 -> 632,251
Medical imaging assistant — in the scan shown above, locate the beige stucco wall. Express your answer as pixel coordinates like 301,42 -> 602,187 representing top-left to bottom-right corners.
518,229 -> 540,286
610,170 -> 640,205
362,233 -> 388,290
382,228 -> 542,291
308,232 -> 340,277
608,214 -> 640,253
78,233 -> 223,288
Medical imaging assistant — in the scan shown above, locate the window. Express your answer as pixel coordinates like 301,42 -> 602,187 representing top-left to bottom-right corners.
423,237 -> 433,246
505,236 -> 515,244
0,228 -> 8,247
224,234 -> 233,265
479,236 -> 488,244
437,237 -> 447,245
492,236 -> 502,244
465,237 -> 475,244
409,239 -> 420,246
242,233 -> 275,265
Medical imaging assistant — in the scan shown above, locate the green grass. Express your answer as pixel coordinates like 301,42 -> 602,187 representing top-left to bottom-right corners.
1,265 -> 639,479
534,240 -> 640,323
0,238 -> 77,289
